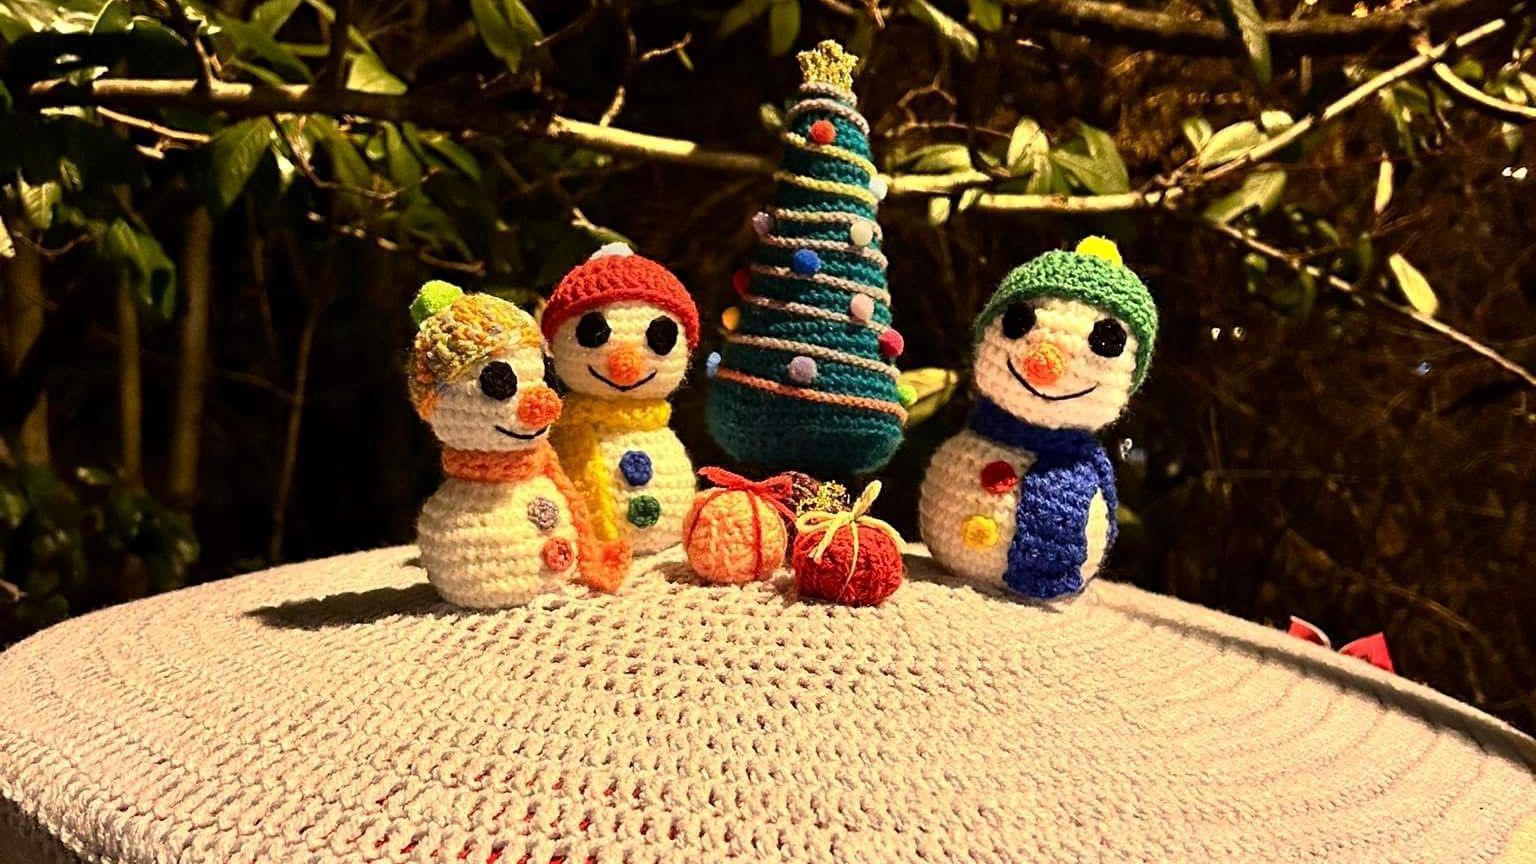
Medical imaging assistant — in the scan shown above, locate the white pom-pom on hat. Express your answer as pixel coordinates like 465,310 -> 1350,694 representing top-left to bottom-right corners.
590,241 -> 634,260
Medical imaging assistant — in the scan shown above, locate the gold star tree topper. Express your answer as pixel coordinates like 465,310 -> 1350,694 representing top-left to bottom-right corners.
797,40 -> 859,91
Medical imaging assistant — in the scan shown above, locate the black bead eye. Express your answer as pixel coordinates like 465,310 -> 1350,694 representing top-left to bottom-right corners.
543,354 -> 565,394
646,317 -> 679,355
1089,319 -> 1127,358
575,312 -> 610,348
478,361 -> 519,401
1002,303 -> 1036,339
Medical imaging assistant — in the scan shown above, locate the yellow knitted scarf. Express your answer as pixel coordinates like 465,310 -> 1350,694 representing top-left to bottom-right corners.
551,396 -> 673,543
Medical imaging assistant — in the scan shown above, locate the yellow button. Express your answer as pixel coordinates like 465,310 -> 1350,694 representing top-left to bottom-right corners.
962,515 -> 999,549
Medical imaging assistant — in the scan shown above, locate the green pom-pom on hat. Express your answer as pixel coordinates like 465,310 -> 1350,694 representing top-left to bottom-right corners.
974,236 -> 1158,390
410,280 -> 464,327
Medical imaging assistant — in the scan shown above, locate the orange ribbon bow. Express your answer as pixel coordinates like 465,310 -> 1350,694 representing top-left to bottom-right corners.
1287,616 -> 1395,674
696,467 -> 797,520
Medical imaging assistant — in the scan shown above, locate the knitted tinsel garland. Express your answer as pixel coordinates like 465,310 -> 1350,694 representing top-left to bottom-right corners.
706,41 -> 906,475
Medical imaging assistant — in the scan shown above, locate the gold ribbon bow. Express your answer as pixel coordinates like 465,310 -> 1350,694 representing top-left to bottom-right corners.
793,480 -> 903,575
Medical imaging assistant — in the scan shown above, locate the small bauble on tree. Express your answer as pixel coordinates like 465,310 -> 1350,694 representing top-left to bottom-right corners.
706,40 -> 907,476
792,480 -> 905,606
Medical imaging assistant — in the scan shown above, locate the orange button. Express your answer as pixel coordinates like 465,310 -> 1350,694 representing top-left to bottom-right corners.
540,537 -> 574,572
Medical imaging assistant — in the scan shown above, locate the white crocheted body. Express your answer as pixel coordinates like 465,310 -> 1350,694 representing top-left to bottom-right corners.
588,426 -> 693,555
920,428 -> 1110,588
417,477 -> 579,607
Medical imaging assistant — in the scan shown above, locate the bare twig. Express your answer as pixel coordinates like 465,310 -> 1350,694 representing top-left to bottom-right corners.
1002,0 -> 1499,57
638,32 -> 692,64
303,211 -> 486,275
1428,60 -> 1536,122
158,0 -> 215,90
96,107 -> 211,144
1196,217 -> 1536,390
534,1 -> 605,51
1201,17 -> 1514,183
319,0 -> 353,90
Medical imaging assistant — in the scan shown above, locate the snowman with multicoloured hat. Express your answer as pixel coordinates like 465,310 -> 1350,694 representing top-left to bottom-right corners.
546,243 -> 700,556
919,237 -> 1157,599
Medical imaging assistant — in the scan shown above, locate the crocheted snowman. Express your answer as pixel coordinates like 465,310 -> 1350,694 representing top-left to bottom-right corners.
919,238 -> 1157,600
409,282 -> 628,607
546,244 -> 700,556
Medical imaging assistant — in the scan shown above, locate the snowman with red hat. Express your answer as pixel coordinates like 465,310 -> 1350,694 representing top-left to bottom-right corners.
546,243 -> 700,557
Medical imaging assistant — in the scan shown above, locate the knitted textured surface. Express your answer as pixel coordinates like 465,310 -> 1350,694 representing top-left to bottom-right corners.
707,42 -> 905,475
683,489 -> 788,584
2,546 -> 1534,863
791,525 -> 903,605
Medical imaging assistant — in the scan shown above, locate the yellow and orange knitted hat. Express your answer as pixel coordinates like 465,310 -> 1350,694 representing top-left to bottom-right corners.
407,281 -> 542,417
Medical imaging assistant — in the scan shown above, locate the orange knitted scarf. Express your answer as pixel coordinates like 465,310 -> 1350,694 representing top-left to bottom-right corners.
438,442 -> 632,592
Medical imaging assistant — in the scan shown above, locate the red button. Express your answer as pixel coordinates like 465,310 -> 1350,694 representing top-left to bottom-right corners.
540,537 -> 574,572
980,460 -> 1018,494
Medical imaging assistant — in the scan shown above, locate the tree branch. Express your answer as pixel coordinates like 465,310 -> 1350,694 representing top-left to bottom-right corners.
1200,16 -> 1514,183
1195,217 -> 1536,391
1428,61 -> 1536,123
319,0 -> 353,91
1004,0 -> 1501,57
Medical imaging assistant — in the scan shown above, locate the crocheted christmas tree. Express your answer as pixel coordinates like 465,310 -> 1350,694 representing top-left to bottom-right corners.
706,40 -> 906,476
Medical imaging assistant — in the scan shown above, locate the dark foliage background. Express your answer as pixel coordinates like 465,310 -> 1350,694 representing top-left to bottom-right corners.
2,0 -> 1533,733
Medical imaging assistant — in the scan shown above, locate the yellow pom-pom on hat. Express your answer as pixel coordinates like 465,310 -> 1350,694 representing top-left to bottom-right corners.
1074,236 -> 1123,267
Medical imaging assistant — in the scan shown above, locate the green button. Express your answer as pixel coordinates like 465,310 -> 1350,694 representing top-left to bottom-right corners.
627,495 -> 661,528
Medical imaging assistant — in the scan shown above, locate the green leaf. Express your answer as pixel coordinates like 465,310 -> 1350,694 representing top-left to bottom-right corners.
1373,157 -> 1393,215
1214,0 -> 1271,84
767,0 -> 799,56
347,46 -> 406,94
74,465 -> 115,486
213,13 -> 313,82
717,0 -> 772,38
1201,169 -> 1285,224
101,219 -> 176,318
1198,120 -> 1264,167
1387,253 -> 1437,317
899,367 -> 961,426
382,124 -> 422,189
1050,122 -> 1128,193
926,197 -> 951,225
208,118 -> 273,212
898,143 -> 974,174
419,131 -> 481,182
0,215 -> 13,259
0,480 -> 30,530
91,0 -> 131,34
1181,116 -> 1213,152
250,0 -> 303,35
305,115 -> 374,189
968,0 -> 1003,32
470,0 -> 543,72
1005,117 -> 1049,174
758,102 -> 785,135
0,81 -> 11,113
19,178 -> 61,231
907,0 -> 978,62
1259,109 -> 1293,134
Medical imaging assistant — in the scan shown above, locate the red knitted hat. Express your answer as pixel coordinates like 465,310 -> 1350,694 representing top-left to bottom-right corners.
542,246 -> 700,349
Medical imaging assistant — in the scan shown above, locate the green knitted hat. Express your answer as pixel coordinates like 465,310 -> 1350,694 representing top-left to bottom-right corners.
973,237 -> 1158,390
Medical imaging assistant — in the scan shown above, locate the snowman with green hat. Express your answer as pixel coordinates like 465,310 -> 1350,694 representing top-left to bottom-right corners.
919,237 -> 1157,599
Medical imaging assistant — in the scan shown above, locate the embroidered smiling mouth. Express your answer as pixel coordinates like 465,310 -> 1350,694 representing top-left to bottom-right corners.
1006,358 -> 1097,402
587,366 -> 658,392
494,425 -> 549,440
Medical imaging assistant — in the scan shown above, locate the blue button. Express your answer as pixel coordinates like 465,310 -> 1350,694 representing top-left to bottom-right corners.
619,451 -> 653,486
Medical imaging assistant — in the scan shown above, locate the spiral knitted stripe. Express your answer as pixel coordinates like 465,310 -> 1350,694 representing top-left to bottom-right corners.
757,235 -> 888,268
782,132 -> 877,176
771,207 -> 884,240
749,263 -> 891,302
786,98 -> 870,134
741,293 -> 889,332
726,333 -> 901,378
773,172 -> 878,207
714,368 -> 909,419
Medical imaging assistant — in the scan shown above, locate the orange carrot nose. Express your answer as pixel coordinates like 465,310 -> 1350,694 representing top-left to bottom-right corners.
517,386 -> 562,428
1021,341 -> 1068,387
606,344 -> 647,386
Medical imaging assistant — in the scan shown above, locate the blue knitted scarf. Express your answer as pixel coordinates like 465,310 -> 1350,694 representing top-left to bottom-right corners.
968,397 -> 1118,599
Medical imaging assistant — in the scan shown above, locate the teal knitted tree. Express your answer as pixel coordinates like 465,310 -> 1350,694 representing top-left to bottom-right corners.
706,40 -> 907,476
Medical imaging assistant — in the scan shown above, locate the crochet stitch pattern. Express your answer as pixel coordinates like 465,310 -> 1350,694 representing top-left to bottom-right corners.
1,547 -> 1533,862
546,249 -> 699,556
408,283 -> 628,605
920,239 -> 1153,599
706,40 -> 906,475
